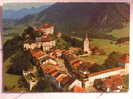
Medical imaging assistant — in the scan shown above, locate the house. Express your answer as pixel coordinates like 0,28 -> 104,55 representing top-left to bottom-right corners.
68,47 -> 81,54
62,52 -> 95,77
93,75 -> 124,92
84,66 -> 126,89
110,75 -> 124,92
34,24 -> 54,35
56,74 -> 72,86
54,49 -> 64,58
55,32 -> 62,38
41,36 -> 56,51
68,79 -> 82,90
22,67 -> 38,91
30,49 -> 49,65
42,58 -> 57,65
119,54 -> 129,74
24,36 -> 56,52
40,63 -> 73,90
72,85 -> 86,92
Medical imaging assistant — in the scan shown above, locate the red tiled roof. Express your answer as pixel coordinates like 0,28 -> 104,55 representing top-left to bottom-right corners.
120,54 -> 129,63
54,49 -> 64,53
111,75 -> 123,86
89,66 -> 125,77
41,36 -> 53,42
61,76 -> 71,85
42,66 -> 56,74
30,50 -> 45,59
102,75 -> 123,90
51,71 -> 60,77
73,85 -> 86,92
33,24 -> 54,33
104,78 -> 113,88
40,24 -> 53,29
56,74 -> 67,82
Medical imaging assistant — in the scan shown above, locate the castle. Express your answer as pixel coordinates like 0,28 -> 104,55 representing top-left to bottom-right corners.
23,24 -> 56,51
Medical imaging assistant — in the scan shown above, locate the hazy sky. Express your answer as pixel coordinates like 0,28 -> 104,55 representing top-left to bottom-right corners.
1,0 -> 130,6
3,3 -> 54,10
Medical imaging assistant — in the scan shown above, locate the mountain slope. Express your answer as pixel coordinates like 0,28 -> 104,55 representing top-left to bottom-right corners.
3,4 -> 52,20
17,3 -> 129,39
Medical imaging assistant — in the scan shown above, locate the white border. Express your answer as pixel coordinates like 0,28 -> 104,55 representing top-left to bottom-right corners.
0,0 -> 133,99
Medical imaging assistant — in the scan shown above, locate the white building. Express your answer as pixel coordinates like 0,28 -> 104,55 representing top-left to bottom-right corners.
83,33 -> 91,54
84,66 -> 128,90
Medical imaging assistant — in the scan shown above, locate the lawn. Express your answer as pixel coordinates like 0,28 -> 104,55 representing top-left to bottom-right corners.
106,24 -> 129,39
3,54 -> 21,92
91,39 -> 129,55
3,24 -> 28,44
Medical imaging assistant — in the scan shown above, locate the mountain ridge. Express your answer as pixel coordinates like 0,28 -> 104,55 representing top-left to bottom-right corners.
3,4 -> 52,20
7,3 -> 130,40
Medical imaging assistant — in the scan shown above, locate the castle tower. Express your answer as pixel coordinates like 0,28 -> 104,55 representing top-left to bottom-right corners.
83,33 -> 91,54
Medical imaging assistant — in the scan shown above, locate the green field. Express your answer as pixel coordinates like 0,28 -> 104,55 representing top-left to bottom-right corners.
3,54 -> 21,92
107,24 -> 129,39
91,39 -> 129,54
80,24 -> 129,65
3,24 -> 28,43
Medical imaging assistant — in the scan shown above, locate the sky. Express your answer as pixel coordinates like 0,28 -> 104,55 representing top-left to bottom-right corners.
1,0 -> 130,10
3,3 -> 54,10
0,0 -> 130,6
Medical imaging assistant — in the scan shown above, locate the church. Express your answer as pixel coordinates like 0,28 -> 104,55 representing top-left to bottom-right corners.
83,33 -> 92,55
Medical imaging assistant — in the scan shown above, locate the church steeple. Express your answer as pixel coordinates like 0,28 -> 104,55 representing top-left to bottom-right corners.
85,33 -> 89,41
83,33 -> 91,54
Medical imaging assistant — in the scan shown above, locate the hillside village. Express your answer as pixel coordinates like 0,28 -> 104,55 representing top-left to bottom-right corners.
20,24 -> 129,92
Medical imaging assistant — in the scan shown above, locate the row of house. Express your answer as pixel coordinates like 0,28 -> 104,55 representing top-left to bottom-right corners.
22,23 -> 129,92
23,45 -> 129,92
40,63 -> 75,91
40,62 -> 88,92
29,48 -> 87,92
23,48 -> 129,92
62,51 -> 96,77
84,54 -> 129,92
62,51 -> 129,92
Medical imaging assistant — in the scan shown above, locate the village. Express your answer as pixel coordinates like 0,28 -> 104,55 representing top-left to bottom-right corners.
22,24 -> 129,92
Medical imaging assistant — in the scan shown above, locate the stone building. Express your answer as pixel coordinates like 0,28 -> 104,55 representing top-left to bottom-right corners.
33,24 -> 54,35
23,36 -> 56,52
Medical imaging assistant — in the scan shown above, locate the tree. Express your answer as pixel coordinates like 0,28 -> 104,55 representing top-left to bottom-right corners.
7,50 -> 34,75
62,34 -> 82,47
55,38 -> 70,49
103,51 -> 123,69
22,26 -> 40,41
4,35 -> 23,60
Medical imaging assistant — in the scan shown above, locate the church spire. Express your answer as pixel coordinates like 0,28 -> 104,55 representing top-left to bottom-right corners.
85,33 -> 89,41
85,33 -> 88,38
83,33 -> 91,55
